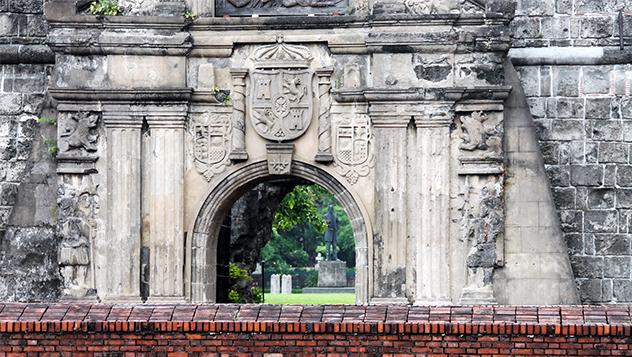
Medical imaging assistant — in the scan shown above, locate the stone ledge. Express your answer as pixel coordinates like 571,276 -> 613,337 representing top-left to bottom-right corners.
0,304 -> 630,330
0,45 -> 55,64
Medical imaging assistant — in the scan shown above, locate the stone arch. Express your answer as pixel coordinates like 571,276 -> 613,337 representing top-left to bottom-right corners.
189,160 -> 371,304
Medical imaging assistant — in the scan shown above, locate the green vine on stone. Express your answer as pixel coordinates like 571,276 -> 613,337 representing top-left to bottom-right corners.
183,9 -> 198,22
44,139 -> 59,159
37,116 -> 57,126
211,86 -> 232,106
89,0 -> 121,16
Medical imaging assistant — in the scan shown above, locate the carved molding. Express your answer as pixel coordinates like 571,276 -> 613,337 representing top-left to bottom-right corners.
192,112 -> 232,181
333,113 -> 374,185
216,0 -> 350,16
251,38 -> 314,69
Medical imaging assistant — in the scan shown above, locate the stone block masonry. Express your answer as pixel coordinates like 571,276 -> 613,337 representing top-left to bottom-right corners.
511,0 -> 632,304
0,304 -> 631,355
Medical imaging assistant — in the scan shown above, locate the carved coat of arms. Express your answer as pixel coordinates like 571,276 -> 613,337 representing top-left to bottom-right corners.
193,113 -> 231,181
334,114 -> 373,184
251,69 -> 313,142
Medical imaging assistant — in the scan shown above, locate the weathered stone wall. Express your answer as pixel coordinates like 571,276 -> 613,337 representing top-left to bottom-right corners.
511,0 -> 632,302
0,0 -> 59,301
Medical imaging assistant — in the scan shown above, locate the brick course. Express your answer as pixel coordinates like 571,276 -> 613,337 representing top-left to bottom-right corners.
0,304 -> 631,355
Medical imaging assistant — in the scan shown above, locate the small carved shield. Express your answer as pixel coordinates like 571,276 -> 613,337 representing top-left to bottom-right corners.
193,114 -> 231,181
250,69 -> 313,142
336,122 -> 370,166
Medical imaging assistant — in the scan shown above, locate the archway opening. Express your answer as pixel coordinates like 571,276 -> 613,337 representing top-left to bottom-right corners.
216,182 -> 356,304
189,161 -> 370,305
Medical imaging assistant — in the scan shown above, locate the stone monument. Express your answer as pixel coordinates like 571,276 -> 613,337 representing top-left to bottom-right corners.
270,274 -> 281,294
281,275 -> 292,295
317,206 -> 347,288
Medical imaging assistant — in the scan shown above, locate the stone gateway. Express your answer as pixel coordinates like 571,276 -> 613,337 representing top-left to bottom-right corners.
1,0 -> 631,305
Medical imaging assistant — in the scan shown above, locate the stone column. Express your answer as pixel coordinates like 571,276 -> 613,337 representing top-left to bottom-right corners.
146,115 -> 186,303
371,116 -> 410,302
413,117 -> 452,305
229,69 -> 248,161
315,68 -> 334,163
101,114 -> 142,303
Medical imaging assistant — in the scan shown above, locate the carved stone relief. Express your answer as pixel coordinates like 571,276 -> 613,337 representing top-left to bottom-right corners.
404,0 -> 459,14
250,69 -> 313,141
266,143 -> 294,175
58,112 -> 99,155
192,112 -> 232,181
216,0 -> 350,16
459,176 -> 504,304
456,111 -> 504,175
57,182 -> 99,300
333,114 -> 373,185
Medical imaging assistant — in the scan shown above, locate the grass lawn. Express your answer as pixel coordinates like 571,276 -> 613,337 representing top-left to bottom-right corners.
263,293 -> 356,305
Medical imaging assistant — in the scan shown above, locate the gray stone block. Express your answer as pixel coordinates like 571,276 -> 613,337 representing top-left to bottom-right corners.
541,16 -> 571,39
510,17 -> 541,39
552,66 -> 579,96
570,256 -> 603,278
598,143 -> 629,163
592,120 -> 623,141
594,233 -> 629,254
0,94 -> 22,115
613,280 -> 632,302
516,0 -> 554,15
618,189 -> 632,209
583,66 -> 613,95
622,99 -> 632,119
580,17 -> 614,38
564,233 -> 583,255
546,98 -> 584,119
586,211 -> 620,234
9,0 -> 42,14
570,165 -> 603,186
546,165 -> 571,186
551,120 -> 584,141
587,188 -> 615,209
516,66 -> 540,96
0,182 -> 18,206
526,97 -> 546,118
585,98 -> 612,119
617,166 -> 632,187
560,210 -> 583,233
576,279 -> 604,303
604,257 -> 631,278
553,187 -> 576,209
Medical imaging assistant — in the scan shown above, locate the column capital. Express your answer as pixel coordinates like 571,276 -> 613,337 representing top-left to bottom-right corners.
229,68 -> 248,78
370,115 -> 411,128
102,114 -> 143,129
413,116 -> 453,128
145,115 -> 187,129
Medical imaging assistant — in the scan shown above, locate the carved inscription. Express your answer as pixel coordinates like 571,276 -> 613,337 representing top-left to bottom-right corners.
333,114 -> 373,185
217,0 -> 349,16
193,113 -> 232,181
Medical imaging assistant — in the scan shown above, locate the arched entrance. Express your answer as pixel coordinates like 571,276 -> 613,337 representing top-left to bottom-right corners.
189,160 -> 371,304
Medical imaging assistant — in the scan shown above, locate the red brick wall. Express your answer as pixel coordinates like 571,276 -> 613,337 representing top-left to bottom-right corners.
0,304 -> 631,356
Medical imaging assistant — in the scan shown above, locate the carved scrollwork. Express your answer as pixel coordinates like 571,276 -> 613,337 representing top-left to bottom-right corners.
333,114 -> 374,185
192,112 -> 232,181
457,111 -> 504,175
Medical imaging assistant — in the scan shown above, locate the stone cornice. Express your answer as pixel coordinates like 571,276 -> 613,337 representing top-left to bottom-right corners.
333,87 -> 511,103
49,88 -> 192,103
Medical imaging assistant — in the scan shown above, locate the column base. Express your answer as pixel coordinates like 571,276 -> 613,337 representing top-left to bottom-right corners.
370,297 -> 410,305
100,295 -> 143,304
230,151 -> 249,162
459,287 -> 497,305
146,296 -> 188,304
413,298 -> 452,306
315,153 -> 334,163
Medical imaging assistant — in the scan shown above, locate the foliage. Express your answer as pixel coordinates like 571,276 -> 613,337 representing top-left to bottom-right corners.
250,287 -> 263,303
211,87 -> 231,105
304,270 -> 318,287
89,0 -> 121,16
262,184 -> 356,277
273,185 -> 328,233
37,117 -> 57,126
229,262 -> 252,283
228,289 -> 241,303
44,139 -> 58,159
183,9 -> 198,21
